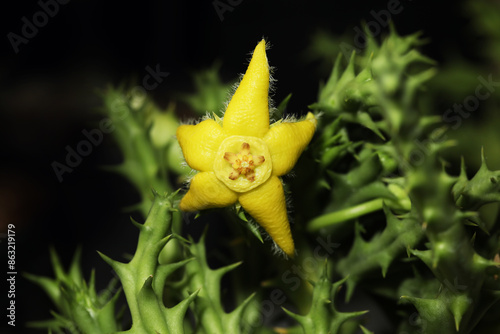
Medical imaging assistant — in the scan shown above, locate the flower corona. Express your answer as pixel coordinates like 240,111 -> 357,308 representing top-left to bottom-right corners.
224,142 -> 265,181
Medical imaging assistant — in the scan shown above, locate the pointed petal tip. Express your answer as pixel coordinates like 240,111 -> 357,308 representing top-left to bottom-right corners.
285,247 -> 296,259
306,112 -> 317,127
239,176 -> 295,257
222,39 -> 270,137
251,39 -> 269,73
255,38 -> 267,55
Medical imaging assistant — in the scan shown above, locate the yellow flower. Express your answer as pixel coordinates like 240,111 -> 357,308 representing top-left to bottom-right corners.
177,39 -> 316,257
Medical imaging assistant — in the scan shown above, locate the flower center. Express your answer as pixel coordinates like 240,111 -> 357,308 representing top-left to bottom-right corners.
214,136 -> 272,192
224,142 -> 265,182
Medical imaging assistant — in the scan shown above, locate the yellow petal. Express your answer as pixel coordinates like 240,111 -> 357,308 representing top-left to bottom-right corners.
264,112 -> 317,176
180,172 -> 238,211
177,119 -> 225,172
238,176 -> 295,257
223,39 -> 270,138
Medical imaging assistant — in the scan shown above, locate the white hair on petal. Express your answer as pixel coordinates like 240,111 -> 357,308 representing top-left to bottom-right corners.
314,111 -> 324,121
268,66 -> 277,122
281,114 -> 299,123
284,170 -> 297,179
264,39 -> 272,51
220,75 -> 243,118
179,117 -> 198,126
180,167 -> 198,187
201,112 -> 215,122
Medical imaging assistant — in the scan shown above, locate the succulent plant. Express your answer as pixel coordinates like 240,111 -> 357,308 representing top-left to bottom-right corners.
28,14 -> 500,334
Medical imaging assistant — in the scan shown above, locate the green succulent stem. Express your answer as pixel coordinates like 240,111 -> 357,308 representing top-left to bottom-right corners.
123,193 -> 173,326
283,264 -> 368,334
99,191 -> 195,334
307,198 -> 384,232
25,248 -> 122,333
102,87 -> 176,218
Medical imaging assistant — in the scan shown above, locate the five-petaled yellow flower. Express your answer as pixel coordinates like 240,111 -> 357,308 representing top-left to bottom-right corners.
177,39 -> 316,257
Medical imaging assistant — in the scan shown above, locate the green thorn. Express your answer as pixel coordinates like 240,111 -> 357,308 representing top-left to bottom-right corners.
96,251 -> 125,277
170,287 -> 201,316
450,294 -> 471,332
231,291 -> 257,318
130,217 -> 144,230
49,246 -> 66,282
344,279 -> 357,303
282,306 -> 304,323
215,261 -> 243,278
68,246 -> 83,284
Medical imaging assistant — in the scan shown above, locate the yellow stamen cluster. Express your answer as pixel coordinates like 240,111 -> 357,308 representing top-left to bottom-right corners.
224,142 -> 265,182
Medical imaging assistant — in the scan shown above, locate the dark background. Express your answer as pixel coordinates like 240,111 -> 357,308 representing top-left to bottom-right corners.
0,0 -> 481,332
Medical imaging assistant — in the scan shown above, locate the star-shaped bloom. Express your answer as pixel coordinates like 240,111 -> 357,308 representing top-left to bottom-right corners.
177,40 -> 316,257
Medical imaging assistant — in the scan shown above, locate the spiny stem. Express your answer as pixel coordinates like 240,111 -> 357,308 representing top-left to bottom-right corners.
307,199 -> 384,232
